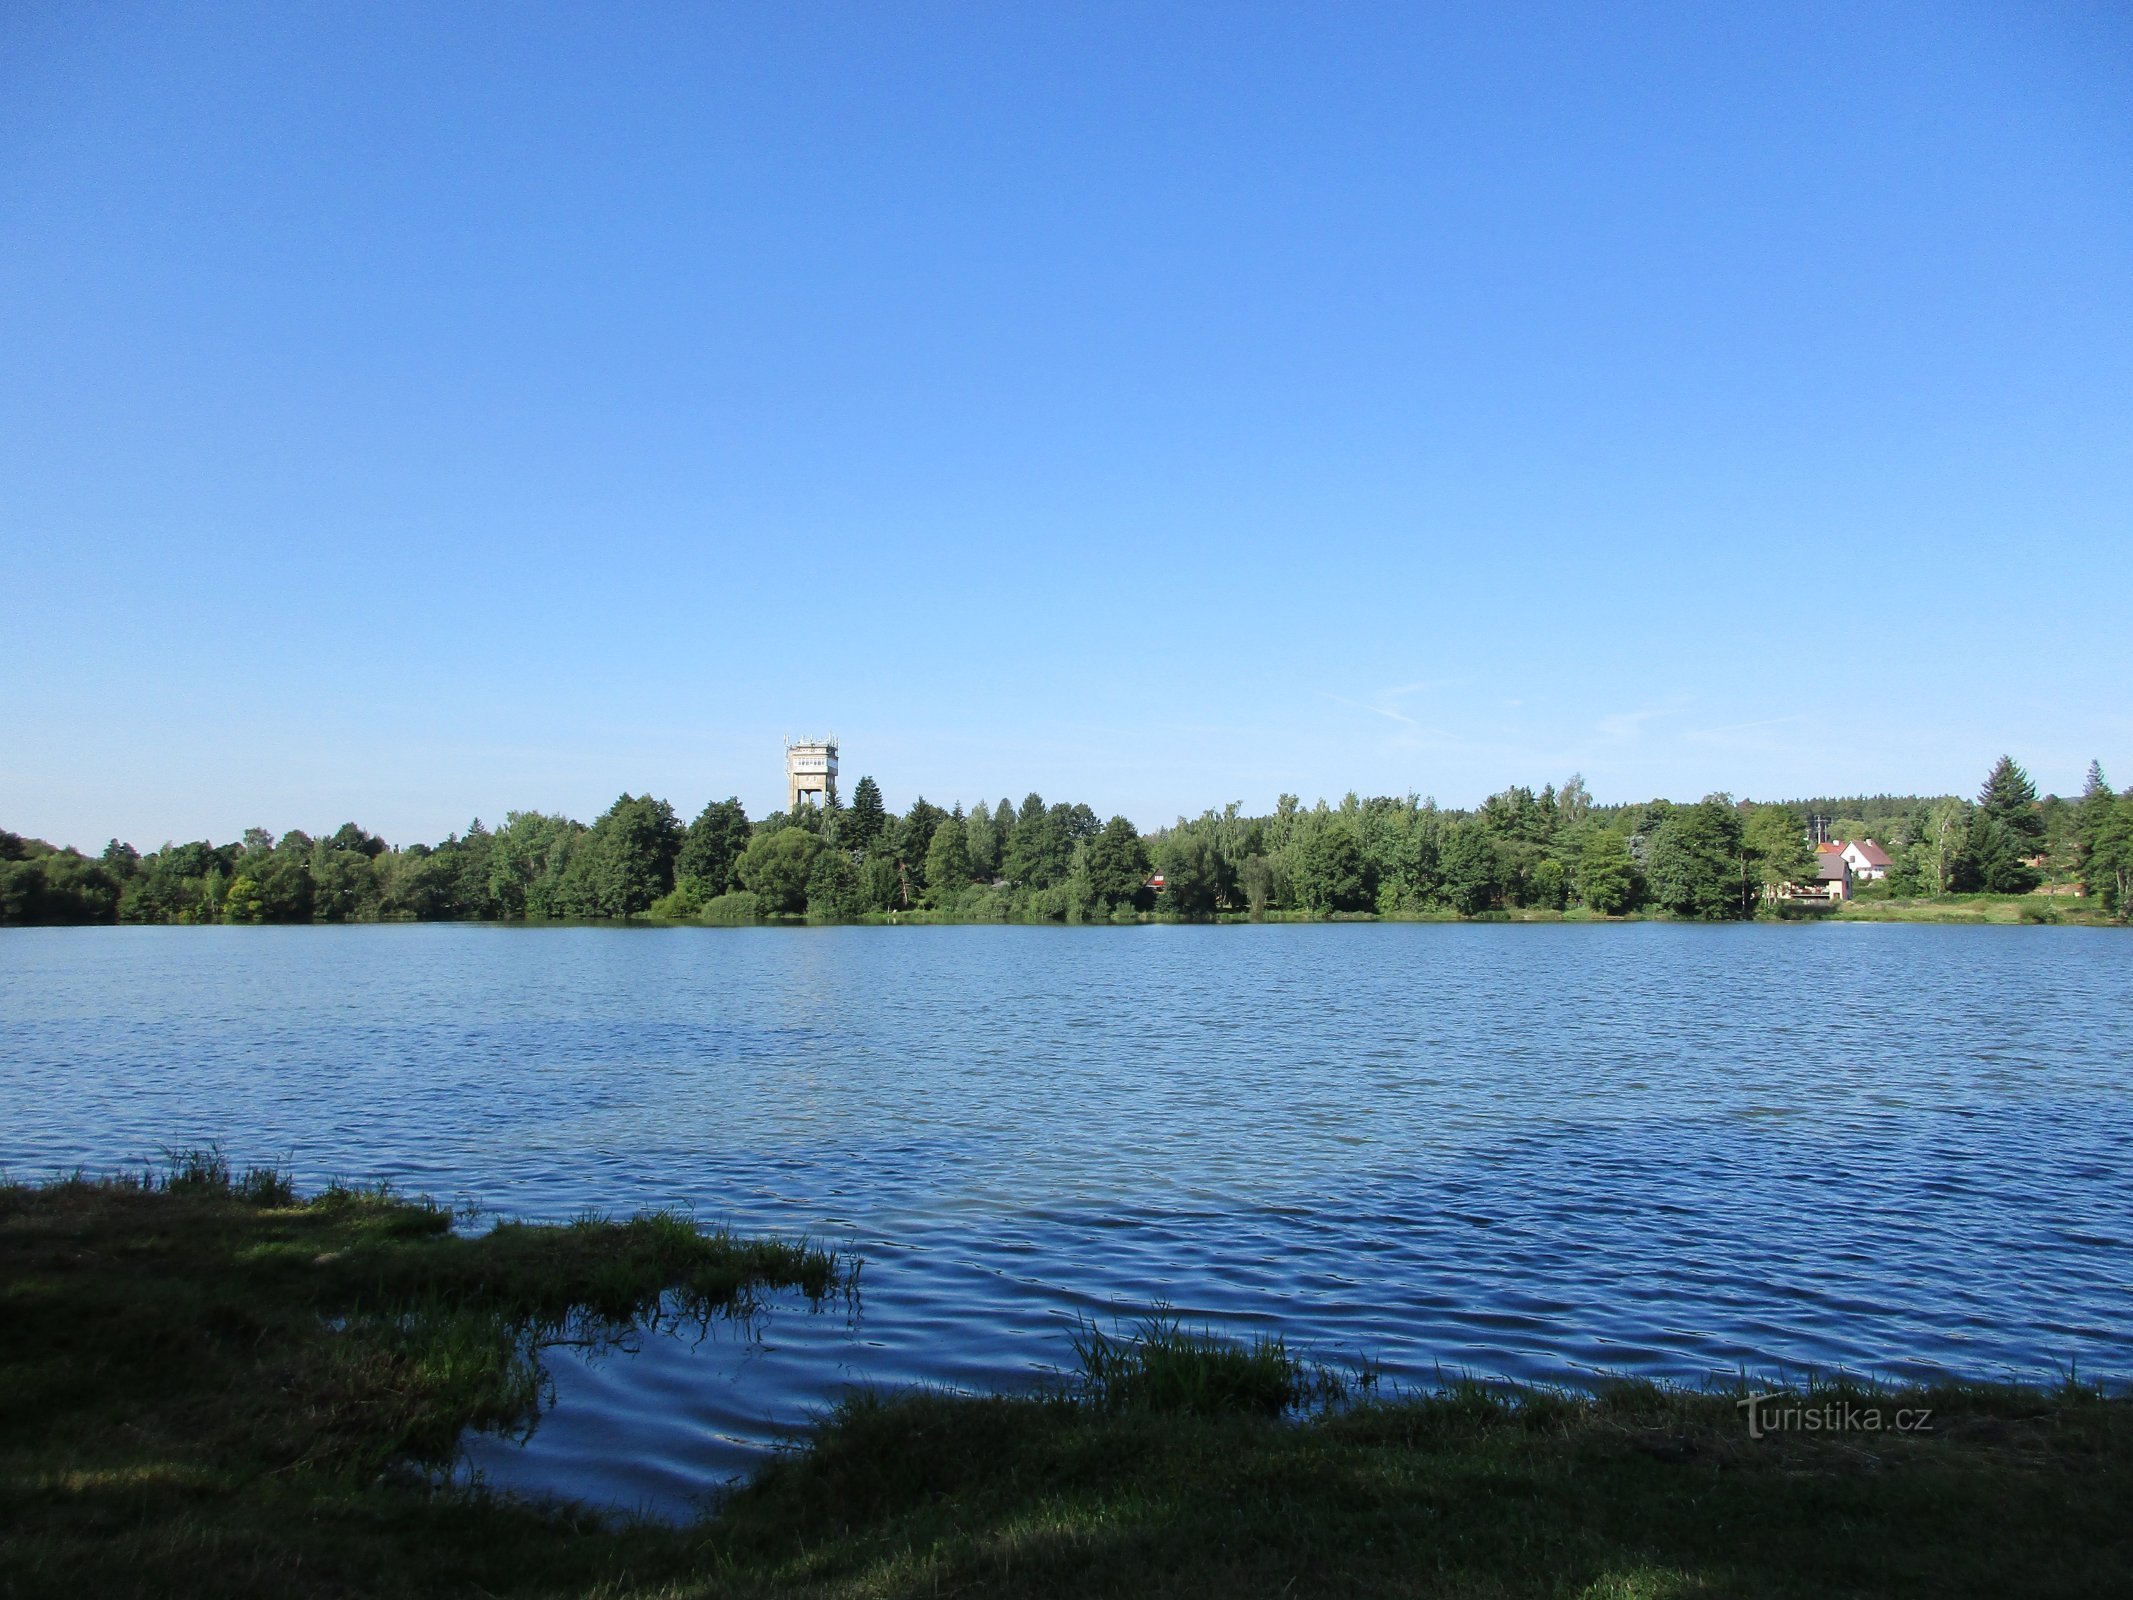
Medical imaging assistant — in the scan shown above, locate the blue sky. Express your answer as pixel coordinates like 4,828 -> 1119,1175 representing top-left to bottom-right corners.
4,3 -> 2129,848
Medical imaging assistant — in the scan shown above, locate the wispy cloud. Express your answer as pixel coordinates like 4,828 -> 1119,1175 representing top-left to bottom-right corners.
1686,713 -> 1812,748
1376,678 -> 1455,701
1593,708 -> 1674,744
1315,676 -> 1466,733
1318,690 -> 1425,731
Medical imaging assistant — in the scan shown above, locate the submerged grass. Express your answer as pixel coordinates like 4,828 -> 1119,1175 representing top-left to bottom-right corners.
4,1160 -> 2129,1597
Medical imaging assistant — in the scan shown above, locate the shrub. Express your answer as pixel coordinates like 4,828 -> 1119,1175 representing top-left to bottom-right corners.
699,890 -> 761,925
645,880 -> 704,919
1069,1312 -> 1351,1418
737,829 -> 819,913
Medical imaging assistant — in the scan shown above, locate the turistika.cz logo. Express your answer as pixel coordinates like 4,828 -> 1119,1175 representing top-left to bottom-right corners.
1737,1393 -> 1933,1440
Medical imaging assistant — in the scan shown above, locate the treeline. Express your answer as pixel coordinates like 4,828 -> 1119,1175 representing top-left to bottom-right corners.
5,756 -> 2131,928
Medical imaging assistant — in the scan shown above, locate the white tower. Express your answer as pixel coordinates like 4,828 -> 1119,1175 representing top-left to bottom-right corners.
785,736 -> 838,812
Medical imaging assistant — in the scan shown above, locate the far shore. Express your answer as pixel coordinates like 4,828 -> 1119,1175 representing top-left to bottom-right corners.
656,890 -> 2122,929
6,889 -> 2116,932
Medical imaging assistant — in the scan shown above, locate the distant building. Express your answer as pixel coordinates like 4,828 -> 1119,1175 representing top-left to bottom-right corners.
785,737 -> 838,813
1813,842 -> 1854,902
1771,841 -> 1851,904
1839,839 -> 1892,882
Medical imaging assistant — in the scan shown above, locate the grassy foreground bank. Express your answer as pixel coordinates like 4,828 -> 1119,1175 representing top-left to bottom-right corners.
3,1166 -> 2128,1599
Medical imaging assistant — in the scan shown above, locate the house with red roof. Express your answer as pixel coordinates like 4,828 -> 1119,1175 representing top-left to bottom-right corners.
1839,839 -> 1892,882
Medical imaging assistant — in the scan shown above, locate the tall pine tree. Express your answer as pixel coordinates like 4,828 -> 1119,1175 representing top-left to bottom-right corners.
1968,755 -> 2044,893
846,776 -> 887,851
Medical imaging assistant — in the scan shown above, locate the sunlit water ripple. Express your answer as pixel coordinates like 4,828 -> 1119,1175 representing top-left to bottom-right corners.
2,922 -> 2128,1517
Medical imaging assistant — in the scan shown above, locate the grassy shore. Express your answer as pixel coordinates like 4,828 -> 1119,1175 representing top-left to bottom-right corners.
1825,891 -> 2112,925
832,896 -> 2124,927
4,1163 -> 2127,1598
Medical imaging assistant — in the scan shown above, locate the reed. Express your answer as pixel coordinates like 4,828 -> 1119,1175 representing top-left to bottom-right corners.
1067,1310 -> 1364,1417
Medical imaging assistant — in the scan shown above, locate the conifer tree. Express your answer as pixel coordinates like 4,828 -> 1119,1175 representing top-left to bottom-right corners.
1968,755 -> 2044,892
847,776 -> 886,850
1977,755 -> 2044,847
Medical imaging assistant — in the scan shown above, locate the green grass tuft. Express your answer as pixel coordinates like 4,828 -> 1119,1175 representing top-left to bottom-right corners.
153,1142 -> 297,1207
1068,1311 -> 1363,1417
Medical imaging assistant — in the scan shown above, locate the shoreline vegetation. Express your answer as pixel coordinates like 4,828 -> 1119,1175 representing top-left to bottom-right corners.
7,754 -> 2132,929
5,1159 -> 2127,1598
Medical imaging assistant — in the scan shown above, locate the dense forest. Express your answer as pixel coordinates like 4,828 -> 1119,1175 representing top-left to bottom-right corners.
4,756 -> 2130,927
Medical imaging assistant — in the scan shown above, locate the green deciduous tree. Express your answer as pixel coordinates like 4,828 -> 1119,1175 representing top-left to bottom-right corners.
1295,818 -> 1369,913
1526,857 -> 1567,910
1157,831 -> 1223,918
1557,774 -> 1592,826
1645,796 -> 1749,920
251,849 -> 316,922
1744,804 -> 1815,895
924,817 -> 972,907
677,798 -> 751,895
1082,816 -> 1151,913
326,822 -> 385,858
806,847 -> 865,920
1576,830 -> 1638,915
860,852 -> 905,912
964,798 -> 999,880
0,849 -> 124,924
222,874 -> 265,923
310,843 -> 380,922
1913,797 -> 1968,894
112,839 -> 232,924
574,794 -> 683,917
737,827 -> 820,914
1438,822 -> 1499,916
489,811 -> 585,919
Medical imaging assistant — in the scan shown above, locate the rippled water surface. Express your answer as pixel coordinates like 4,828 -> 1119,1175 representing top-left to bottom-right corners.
3,922 -> 2129,1514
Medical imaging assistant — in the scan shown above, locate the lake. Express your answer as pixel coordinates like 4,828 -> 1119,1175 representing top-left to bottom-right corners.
2,921 -> 2128,1516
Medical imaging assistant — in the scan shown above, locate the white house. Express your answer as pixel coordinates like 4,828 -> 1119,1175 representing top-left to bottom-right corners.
1839,839 -> 1892,882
